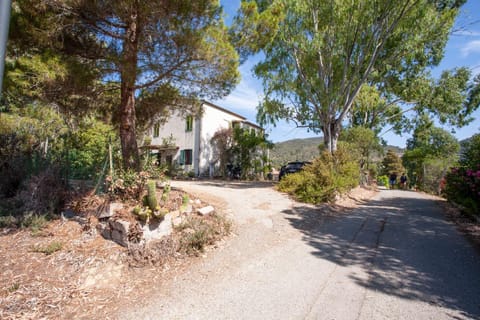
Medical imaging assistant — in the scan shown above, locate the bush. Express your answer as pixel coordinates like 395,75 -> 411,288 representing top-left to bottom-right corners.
377,175 -> 389,188
177,214 -> 232,255
278,145 -> 359,204
16,167 -> 66,216
444,166 -> 480,216
32,241 -> 63,255
68,119 -> 117,179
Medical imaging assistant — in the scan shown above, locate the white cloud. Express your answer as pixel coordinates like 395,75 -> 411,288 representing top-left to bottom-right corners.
461,40 -> 480,57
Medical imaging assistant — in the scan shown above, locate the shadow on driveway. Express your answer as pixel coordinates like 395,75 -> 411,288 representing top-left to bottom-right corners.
282,191 -> 480,319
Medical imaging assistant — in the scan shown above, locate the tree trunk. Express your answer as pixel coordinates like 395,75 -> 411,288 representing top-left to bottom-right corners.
323,122 -> 340,154
119,9 -> 140,171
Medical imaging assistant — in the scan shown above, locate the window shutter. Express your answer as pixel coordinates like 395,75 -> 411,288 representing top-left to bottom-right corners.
179,150 -> 185,165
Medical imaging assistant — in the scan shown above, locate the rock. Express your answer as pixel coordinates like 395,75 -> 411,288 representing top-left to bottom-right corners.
98,202 -> 123,219
99,219 -> 130,247
141,213 -> 173,242
172,217 -> 183,227
194,199 -> 202,205
61,209 -> 76,220
109,219 -> 130,247
181,204 -> 193,214
197,205 -> 214,216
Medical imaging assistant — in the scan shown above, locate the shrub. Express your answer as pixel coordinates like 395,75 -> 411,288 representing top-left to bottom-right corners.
32,241 -> 63,255
21,213 -> 49,234
106,169 -> 149,200
377,175 -> 389,188
177,214 -> 232,255
444,166 -> 480,216
278,145 -> 359,204
16,167 -> 66,216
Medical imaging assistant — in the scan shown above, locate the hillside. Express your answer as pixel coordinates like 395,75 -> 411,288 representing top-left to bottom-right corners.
270,137 -> 323,168
270,137 -> 404,168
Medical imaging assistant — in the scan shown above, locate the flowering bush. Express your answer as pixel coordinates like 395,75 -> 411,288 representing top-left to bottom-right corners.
444,165 -> 480,216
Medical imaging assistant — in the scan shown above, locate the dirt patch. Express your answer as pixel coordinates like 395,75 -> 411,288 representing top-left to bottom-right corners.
0,187 -> 230,320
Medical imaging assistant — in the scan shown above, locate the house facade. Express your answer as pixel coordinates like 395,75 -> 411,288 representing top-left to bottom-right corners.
147,101 -> 263,177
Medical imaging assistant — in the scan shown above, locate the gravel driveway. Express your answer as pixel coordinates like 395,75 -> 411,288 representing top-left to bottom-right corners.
120,181 -> 480,320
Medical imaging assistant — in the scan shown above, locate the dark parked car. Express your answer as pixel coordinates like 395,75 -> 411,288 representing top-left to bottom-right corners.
278,161 -> 312,180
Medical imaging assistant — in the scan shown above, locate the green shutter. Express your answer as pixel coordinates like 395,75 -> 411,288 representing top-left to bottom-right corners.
179,150 -> 185,165
186,116 -> 193,132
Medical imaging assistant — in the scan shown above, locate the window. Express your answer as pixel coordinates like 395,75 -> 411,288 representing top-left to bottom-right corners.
232,121 -> 240,129
179,149 -> 193,165
153,123 -> 160,137
185,115 -> 193,132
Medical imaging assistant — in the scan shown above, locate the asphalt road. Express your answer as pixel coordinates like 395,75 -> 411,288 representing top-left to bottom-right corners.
120,182 -> 480,320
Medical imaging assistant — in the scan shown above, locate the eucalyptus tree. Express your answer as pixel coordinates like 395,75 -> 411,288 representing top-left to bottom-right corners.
237,0 -> 470,153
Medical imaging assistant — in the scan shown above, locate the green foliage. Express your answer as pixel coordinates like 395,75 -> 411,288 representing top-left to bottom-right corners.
460,133 -> 480,168
21,213 -> 48,234
340,127 -> 382,171
32,241 -> 63,255
251,0 -> 467,153
444,167 -> 480,216
278,145 -> 359,204
403,124 -> 459,193
0,215 -> 18,228
68,118 -> 117,179
232,127 -> 272,179
182,195 -> 190,206
7,283 -> 20,293
381,150 -> 405,176
350,85 -> 405,135
210,126 -> 271,179
377,175 -> 390,188
58,0 -> 240,169
444,132 -> 480,216
146,181 -> 158,211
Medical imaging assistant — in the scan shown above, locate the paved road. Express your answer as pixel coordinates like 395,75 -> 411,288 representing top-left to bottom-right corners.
120,182 -> 480,320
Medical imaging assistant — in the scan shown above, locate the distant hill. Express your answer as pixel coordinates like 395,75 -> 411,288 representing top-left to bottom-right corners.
270,137 -> 404,168
269,137 -> 323,168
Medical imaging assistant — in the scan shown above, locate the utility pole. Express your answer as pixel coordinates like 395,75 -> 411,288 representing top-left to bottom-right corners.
0,0 -> 12,100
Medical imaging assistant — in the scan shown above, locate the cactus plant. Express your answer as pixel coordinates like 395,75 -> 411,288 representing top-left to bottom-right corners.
146,180 -> 158,211
161,182 -> 171,202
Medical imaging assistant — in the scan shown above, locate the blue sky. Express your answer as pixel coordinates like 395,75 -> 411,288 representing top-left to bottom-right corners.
214,0 -> 480,147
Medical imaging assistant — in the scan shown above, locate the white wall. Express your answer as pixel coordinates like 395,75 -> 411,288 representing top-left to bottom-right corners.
198,103 -> 245,176
151,111 -> 196,172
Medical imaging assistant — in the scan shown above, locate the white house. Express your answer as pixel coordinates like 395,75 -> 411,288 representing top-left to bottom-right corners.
146,101 -> 263,177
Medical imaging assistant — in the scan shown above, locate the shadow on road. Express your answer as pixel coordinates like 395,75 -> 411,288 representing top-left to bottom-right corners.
282,191 -> 480,319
